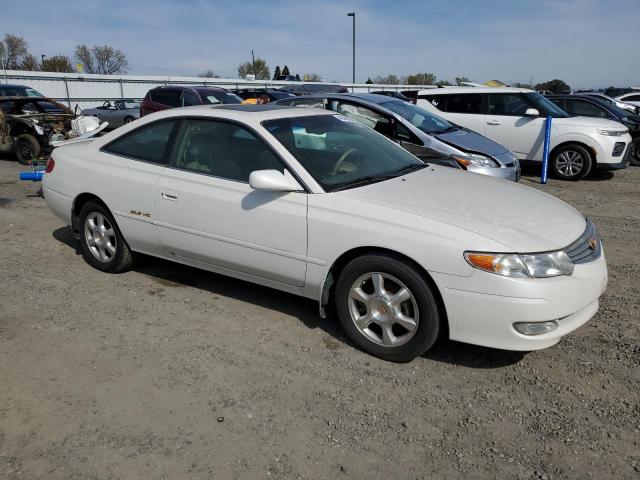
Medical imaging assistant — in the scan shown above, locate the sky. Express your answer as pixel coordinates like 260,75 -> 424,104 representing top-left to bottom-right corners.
1,0 -> 639,88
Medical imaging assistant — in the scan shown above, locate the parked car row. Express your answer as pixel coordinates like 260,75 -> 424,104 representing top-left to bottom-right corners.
42,104 -> 608,361
417,87 -> 633,180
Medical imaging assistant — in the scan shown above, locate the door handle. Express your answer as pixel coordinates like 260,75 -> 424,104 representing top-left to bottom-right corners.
487,119 -> 501,125
161,191 -> 178,201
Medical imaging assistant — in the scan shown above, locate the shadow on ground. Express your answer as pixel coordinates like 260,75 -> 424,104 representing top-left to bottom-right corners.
52,226 -> 524,369
519,161 -> 614,182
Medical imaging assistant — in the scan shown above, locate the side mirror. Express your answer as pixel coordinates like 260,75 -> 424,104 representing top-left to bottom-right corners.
249,170 -> 297,192
525,108 -> 540,117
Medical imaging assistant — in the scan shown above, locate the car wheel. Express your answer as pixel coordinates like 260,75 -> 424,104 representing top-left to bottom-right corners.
14,134 -> 41,165
124,116 -> 134,124
78,201 -> 134,273
550,144 -> 592,180
630,137 -> 640,166
335,254 -> 441,362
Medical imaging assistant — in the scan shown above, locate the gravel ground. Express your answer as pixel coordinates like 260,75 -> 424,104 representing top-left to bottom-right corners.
0,157 -> 638,479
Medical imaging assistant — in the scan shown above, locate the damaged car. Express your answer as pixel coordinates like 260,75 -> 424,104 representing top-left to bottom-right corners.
0,96 -> 105,164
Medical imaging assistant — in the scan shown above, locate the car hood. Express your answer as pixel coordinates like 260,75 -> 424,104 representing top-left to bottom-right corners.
433,127 -> 509,158
554,116 -> 627,129
336,167 -> 586,252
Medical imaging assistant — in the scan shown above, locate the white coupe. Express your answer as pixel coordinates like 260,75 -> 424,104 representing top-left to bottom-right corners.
42,105 -> 608,361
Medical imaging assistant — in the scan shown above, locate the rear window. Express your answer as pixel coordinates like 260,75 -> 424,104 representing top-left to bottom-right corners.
149,89 -> 181,107
198,91 -> 242,105
102,120 -> 176,164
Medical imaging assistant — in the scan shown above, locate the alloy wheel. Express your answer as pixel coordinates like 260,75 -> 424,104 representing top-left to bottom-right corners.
556,150 -> 585,177
84,212 -> 117,262
348,272 -> 419,347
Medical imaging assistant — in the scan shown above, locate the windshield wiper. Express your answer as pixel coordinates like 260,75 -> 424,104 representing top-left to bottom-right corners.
330,175 -> 397,192
393,164 -> 427,175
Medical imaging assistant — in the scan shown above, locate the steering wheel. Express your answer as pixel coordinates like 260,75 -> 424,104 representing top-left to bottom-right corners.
332,148 -> 358,175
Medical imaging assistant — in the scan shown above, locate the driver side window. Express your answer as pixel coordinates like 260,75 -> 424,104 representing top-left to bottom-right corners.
334,102 -> 392,138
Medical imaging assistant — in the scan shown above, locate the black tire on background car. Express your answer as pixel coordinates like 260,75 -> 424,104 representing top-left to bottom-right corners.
630,137 -> 640,166
124,116 -> 134,124
550,144 -> 593,180
335,254 -> 441,362
78,201 -> 134,273
14,134 -> 41,165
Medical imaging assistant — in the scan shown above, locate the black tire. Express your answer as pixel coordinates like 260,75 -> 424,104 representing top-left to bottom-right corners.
550,144 -> 593,180
78,201 -> 134,273
335,254 -> 441,362
123,116 -> 134,124
14,134 -> 41,165
630,137 -> 640,167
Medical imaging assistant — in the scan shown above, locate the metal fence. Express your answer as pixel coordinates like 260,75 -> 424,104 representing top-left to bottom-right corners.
1,70 -> 437,111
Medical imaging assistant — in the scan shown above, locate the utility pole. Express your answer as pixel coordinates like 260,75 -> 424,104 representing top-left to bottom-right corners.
41,54 -> 46,70
251,49 -> 256,76
347,12 -> 355,87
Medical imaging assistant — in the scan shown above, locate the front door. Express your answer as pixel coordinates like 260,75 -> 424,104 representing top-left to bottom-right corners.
154,118 -> 308,287
484,93 -> 545,161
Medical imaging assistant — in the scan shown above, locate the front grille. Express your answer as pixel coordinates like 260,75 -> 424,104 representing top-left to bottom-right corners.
564,218 -> 601,264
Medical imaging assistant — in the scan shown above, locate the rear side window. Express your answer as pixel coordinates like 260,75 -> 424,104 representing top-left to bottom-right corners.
419,95 -> 446,111
447,94 -> 482,114
334,101 -> 392,137
290,99 -> 326,108
149,89 -> 181,107
623,94 -> 640,101
565,100 -> 608,118
102,120 -> 176,164
487,94 -> 528,116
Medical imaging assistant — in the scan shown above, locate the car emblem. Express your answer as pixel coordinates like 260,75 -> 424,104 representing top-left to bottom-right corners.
589,238 -> 597,250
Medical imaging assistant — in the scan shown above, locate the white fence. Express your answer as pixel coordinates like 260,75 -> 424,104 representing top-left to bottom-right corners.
1,70 -> 436,111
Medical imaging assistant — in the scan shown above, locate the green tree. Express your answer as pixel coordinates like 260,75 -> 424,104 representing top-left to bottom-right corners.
273,65 -> 281,80
43,55 -> 73,73
455,76 -> 471,84
435,80 -> 452,86
75,44 -> 128,74
534,79 -> 571,93
237,57 -> 270,80
406,73 -> 436,85
365,77 -> 373,84
282,65 -> 290,76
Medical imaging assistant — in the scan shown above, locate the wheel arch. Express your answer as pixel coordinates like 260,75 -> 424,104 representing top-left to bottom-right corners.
320,246 -> 449,338
71,192 -> 111,233
550,140 -> 597,166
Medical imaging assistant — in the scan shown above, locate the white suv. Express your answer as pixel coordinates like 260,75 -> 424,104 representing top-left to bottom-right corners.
417,87 -> 632,180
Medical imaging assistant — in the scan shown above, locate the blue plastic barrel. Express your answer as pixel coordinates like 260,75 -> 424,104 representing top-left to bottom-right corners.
19,171 -> 44,181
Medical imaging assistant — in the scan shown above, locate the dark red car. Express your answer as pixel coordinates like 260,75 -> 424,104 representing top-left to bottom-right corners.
140,86 -> 242,116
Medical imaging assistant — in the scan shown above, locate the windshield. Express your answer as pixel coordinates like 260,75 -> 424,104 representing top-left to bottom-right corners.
202,91 -> 242,105
380,100 -> 455,134
524,92 -> 569,118
263,114 -> 424,191
25,88 -> 44,97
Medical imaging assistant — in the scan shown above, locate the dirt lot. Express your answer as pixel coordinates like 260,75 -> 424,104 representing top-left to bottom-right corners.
0,157 -> 638,479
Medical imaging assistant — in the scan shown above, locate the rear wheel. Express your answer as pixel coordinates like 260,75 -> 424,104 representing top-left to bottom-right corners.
335,254 -> 441,362
78,201 -> 134,273
14,134 -> 40,165
550,144 -> 592,180
123,116 -> 134,124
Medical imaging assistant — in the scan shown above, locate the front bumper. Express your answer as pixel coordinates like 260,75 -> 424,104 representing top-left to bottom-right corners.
596,143 -> 631,170
431,251 -> 607,351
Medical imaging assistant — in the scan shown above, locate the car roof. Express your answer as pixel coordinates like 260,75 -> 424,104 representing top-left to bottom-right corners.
147,103 -> 335,122
416,87 -> 534,95
0,84 -> 32,88
279,92 -> 399,105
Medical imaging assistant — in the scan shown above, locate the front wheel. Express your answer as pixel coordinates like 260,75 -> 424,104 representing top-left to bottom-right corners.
550,144 -> 592,180
14,134 -> 41,165
123,116 -> 134,124
335,254 -> 441,362
78,201 -> 134,273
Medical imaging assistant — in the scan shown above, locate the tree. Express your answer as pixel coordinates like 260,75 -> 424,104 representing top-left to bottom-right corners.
282,65 -> 290,76
198,70 -> 219,78
273,65 -> 281,80
74,44 -> 129,74
534,79 -> 571,93
19,54 -> 40,71
237,57 -> 270,80
455,76 -> 471,84
513,82 -> 533,89
43,55 -> 73,73
406,73 -> 436,85
373,74 -> 400,85
435,80 -> 452,86
365,77 -> 373,84
1,34 -> 29,69
303,73 -> 321,82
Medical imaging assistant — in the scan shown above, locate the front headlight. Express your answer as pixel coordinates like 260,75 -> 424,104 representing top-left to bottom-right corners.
452,153 -> 499,168
465,250 -> 574,278
597,129 -> 628,136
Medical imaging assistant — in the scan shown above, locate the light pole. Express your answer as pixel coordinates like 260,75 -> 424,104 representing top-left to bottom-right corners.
41,54 -> 46,70
347,12 -> 355,87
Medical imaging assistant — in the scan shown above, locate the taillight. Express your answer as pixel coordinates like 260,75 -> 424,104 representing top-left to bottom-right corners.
45,157 -> 55,173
